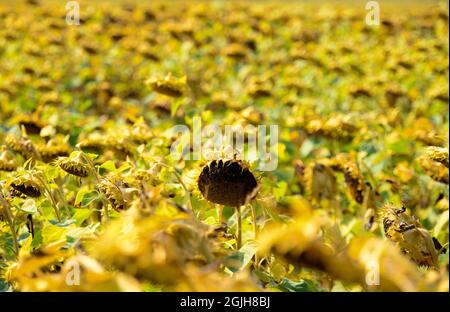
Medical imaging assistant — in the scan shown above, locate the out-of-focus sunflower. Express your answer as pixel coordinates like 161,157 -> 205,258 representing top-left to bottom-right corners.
381,204 -> 445,268
146,73 -> 188,98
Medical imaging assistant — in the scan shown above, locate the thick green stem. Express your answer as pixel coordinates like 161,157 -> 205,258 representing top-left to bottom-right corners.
47,188 -> 62,222
250,204 -> 259,268
55,176 -> 70,215
250,204 -> 257,240
236,206 -> 242,250
0,192 -> 19,257
80,152 -> 101,183
216,204 -> 223,225
35,174 -> 61,222
103,203 -> 110,222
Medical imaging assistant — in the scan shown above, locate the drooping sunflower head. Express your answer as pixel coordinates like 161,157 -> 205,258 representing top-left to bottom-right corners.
342,161 -> 366,204
77,132 -> 106,153
305,115 -> 357,141
304,163 -> 338,202
197,159 -> 259,207
417,154 -> 449,184
98,176 -> 127,211
380,203 -> 444,268
425,146 -> 449,168
5,134 -> 36,160
10,113 -> 44,135
97,173 -> 139,212
145,73 -> 187,98
7,172 -> 42,198
36,136 -> 72,163
0,148 -> 17,172
380,204 -> 416,239
54,151 -> 90,178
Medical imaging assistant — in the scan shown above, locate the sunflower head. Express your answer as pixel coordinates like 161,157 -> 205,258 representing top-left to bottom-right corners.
197,159 -> 259,207
146,73 -> 187,98
304,163 -> 337,202
380,203 -> 444,267
0,148 -> 17,172
54,151 -> 90,178
97,173 -> 140,212
77,134 -> 106,154
425,146 -> 449,168
7,172 -> 42,198
342,161 -> 366,204
417,154 -> 449,184
5,134 -> 36,160
381,204 -> 414,239
37,136 -> 72,163
10,114 -> 43,135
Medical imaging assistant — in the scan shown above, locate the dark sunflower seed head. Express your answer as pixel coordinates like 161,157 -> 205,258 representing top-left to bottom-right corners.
10,181 -> 41,198
198,159 -> 259,207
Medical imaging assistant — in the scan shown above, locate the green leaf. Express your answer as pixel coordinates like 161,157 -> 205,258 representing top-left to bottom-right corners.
49,219 -> 76,227
85,153 -> 99,160
224,251 -> 245,273
239,242 -> 257,268
273,181 -> 288,200
75,189 -> 89,206
41,223 -> 69,245
31,227 -> 43,249
18,199 -> 38,214
171,98 -> 183,117
0,233 -> 17,260
433,210 -> 449,240
117,162 -> 132,173
44,166 -> 60,180
224,242 -> 257,272
0,280 -> 11,292
72,209 -> 93,226
387,139 -> 411,155
99,160 -> 117,172
40,200 -> 54,219
300,139 -> 315,157
253,268 -> 272,283
277,278 -> 321,292
143,282 -> 164,292
65,223 -> 99,248
75,189 -> 98,207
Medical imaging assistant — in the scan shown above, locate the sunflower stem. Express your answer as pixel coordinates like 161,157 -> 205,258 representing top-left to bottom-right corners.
216,204 -> 223,225
250,203 -> 259,268
55,176 -> 70,215
236,206 -> 242,250
103,204 -> 110,222
80,151 -> 102,183
250,204 -> 257,240
47,188 -> 62,222
35,174 -> 61,222
0,191 -> 19,257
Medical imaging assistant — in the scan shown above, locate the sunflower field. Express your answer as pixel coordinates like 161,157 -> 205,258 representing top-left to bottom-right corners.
0,0 -> 449,292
